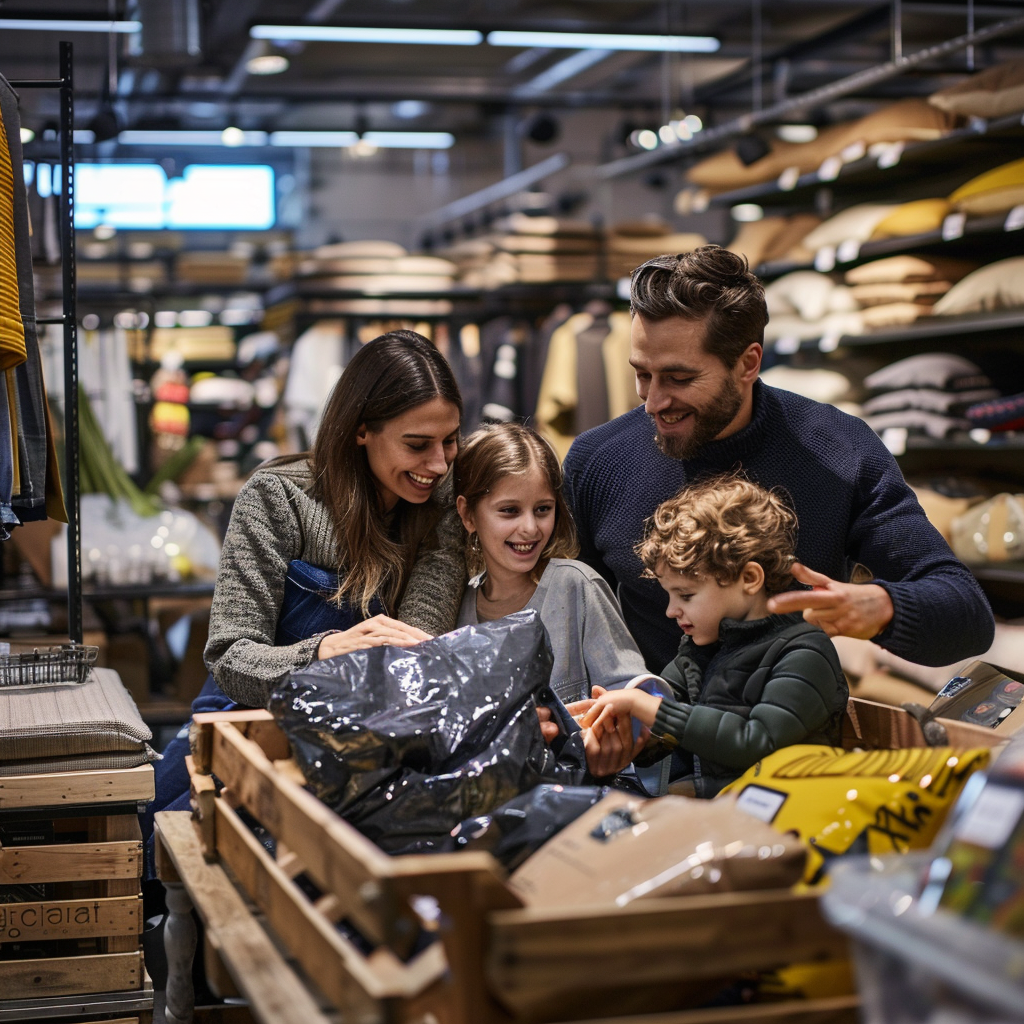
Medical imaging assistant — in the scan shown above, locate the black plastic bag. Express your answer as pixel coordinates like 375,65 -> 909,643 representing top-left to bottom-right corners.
443,783 -> 614,869
269,609 -> 590,853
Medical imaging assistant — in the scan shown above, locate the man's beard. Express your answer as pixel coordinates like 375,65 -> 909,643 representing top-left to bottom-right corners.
653,375 -> 744,460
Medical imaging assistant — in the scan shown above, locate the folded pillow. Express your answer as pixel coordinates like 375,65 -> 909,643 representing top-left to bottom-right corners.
845,254 -> 979,285
727,217 -> 789,270
861,302 -> 935,329
764,270 -> 836,320
932,257 -> 1024,315
869,198 -> 951,239
314,240 -> 407,259
764,310 -> 864,343
863,387 -> 1000,416
929,59 -> 1024,119
949,157 -> 1024,216
802,204 -> 899,250
864,409 -> 969,438
864,352 -> 992,392
911,484 -> 980,542
849,281 -> 951,306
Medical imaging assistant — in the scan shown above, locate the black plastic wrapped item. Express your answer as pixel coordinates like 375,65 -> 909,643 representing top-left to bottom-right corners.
269,610 -> 590,854
445,784 -> 614,869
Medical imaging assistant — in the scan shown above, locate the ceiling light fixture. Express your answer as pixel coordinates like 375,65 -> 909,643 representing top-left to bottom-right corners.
268,130 -> 453,149
486,30 -> 719,53
246,54 -> 290,75
20,128 -> 34,144
776,123 -> 818,143
116,130 -> 268,146
0,19 -> 141,33
270,131 -> 358,147
250,25 -> 483,45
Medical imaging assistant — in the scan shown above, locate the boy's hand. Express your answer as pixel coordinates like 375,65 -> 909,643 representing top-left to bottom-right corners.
767,562 -> 894,640
535,686 -> 608,745
579,687 -> 662,731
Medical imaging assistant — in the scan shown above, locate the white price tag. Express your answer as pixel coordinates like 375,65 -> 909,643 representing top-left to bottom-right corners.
954,785 -> 1024,849
881,427 -> 908,456
817,156 -> 842,182
942,212 -> 966,241
814,245 -> 837,272
840,141 -> 866,164
777,166 -> 800,191
836,238 -> 861,263
876,141 -> 904,169
818,332 -> 841,353
969,427 -> 992,445
1005,204 -> 1024,232
774,336 -> 801,356
735,785 -> 787,823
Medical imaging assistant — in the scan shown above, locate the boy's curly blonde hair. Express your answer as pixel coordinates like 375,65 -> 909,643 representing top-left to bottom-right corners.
636,474 -> 797,594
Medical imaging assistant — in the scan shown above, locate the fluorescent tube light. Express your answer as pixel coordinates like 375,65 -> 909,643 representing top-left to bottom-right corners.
117,130 -> 268,146
487,30 -> 719,53
251,25 -> 482,45
362,131 -> 454,149
270,131 -> 359,147
0,19 -> 141,33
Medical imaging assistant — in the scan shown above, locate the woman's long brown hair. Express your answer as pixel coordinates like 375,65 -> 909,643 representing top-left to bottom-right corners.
309,330 -> 462,613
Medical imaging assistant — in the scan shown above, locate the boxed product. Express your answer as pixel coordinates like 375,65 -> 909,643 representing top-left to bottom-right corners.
925,660 -> 1024,733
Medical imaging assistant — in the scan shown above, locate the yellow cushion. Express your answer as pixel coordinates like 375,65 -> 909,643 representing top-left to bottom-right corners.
929,59 -> 1024,119
869,198 -> 951,239
950,157 -> 1024,215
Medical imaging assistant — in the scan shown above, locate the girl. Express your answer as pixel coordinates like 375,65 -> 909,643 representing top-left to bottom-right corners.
453,422 -> 646,706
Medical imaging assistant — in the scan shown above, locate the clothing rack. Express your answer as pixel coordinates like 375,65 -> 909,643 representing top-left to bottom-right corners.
10,41 -> 82,643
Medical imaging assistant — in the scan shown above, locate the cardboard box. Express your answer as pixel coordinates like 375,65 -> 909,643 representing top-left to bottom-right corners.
925,660 -> 1024,735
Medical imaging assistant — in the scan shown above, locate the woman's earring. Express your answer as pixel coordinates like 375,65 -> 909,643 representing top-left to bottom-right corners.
470,532 -> 480,552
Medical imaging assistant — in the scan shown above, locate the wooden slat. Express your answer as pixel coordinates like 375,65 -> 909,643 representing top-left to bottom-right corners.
0,765 -> 154,809
566,996 -> 860,1024
0,841 -> 142,884
0,895 -> 140,943
842,697 -> 1000,751
192,710 -> 291,772
0,952 -> 143,998
486,889 -> 848,999
153,810 -> 335,1024
212,798 -> 446,1006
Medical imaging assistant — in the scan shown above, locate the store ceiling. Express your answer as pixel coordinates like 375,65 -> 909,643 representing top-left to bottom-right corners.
2,2 -> 1024,157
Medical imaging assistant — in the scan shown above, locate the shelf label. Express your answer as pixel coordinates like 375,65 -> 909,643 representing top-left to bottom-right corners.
967,115 -> 988,134
840,141 -> 866,164
881,427 -> 908,456
876,141 -> 904,170
836,238 -> 861,264
818,332 -> 841,353
777,166 -> 801,191
1005,205 -> 1024,232
954,785 -> 1024,849
814,245 -> 837,272
817,156 -> 842,182
774,336 -> 801,355
969,428 -> 991,445
941,212 -> 966,241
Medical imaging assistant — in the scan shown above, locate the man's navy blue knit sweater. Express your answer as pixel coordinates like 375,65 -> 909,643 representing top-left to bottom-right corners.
563,379 -> 995,673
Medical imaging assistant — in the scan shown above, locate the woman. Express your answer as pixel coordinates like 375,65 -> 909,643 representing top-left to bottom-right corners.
145,330 -> 466,868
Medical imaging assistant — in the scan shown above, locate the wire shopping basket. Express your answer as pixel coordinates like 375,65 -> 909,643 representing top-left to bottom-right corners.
0,644 -> 99,687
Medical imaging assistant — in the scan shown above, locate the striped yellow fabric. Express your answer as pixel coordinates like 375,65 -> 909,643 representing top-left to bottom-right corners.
0,104 -> 26,369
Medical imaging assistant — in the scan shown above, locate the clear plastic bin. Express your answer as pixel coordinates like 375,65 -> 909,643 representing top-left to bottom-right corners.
822,852 -> 1024,1023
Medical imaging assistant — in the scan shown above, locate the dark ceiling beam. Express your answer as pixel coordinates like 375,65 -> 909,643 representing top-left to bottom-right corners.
205,0 -> 266,52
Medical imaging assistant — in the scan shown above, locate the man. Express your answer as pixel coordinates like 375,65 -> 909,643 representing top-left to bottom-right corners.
563,246 -> 995,673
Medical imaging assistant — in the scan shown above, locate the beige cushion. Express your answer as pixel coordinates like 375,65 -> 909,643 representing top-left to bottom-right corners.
607,232 -> 706,254
911,484 -> 979,542
314,240 -> 407,259
494,213 -> 599,236
760,214 -> 822,263
609,219 -> 671,237
951,493 -> 1024,563
764,270 -> 839,321
764,310 -> 864,343
932,257 -> 1024,315
0,667 -> 152,762
861,302 -> 934,328
802,204 -> 899,249
869,198 -> 951,239
727,217 -> 789,269
929,59 -> 1024,119
296,274 -> 454,293
760,366 -> 852,404
845,254 -> 979,285
850,281 -> 951,306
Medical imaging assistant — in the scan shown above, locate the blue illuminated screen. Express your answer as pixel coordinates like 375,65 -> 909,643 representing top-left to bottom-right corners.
73,164 -> 275,230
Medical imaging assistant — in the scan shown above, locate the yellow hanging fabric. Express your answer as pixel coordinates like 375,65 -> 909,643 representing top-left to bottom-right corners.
0,103 -> 26,370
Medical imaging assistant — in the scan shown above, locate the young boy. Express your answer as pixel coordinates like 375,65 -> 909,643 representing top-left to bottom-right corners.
580,473 -> 848,797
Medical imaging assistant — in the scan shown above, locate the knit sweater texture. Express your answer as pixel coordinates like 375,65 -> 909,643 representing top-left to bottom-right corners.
204,459 -> 466,708
563,379 -> 995,672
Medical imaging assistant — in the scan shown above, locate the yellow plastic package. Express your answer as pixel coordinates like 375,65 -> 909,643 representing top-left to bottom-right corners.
720,744 -> 992,887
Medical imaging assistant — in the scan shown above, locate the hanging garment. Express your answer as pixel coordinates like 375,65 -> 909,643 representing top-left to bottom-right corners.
0,90 -> 25,371
535,311 -> 591,460
478,317 -> 531,423
0,76 -> 52,522
601,310 -> 641,422
574,315 -> 611,434
522,302 -> 572,421
0,373 -> 17,538
282,320 -> 347,448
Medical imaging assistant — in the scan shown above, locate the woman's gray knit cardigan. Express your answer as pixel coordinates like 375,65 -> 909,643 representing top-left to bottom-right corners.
203,459 -> 466,708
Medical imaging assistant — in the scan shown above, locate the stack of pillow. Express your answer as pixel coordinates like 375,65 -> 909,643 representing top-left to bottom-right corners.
604,220 -> 707,280
931,256 -> 1024,317
860,352 -> 998,439
762,270 -> 863,343
727,212 -> 821,270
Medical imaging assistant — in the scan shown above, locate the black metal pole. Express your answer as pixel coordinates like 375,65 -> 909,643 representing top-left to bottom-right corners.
58,41 -> 82,645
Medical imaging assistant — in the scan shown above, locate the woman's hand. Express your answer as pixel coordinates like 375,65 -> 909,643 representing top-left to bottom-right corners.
317,616 -> 432,659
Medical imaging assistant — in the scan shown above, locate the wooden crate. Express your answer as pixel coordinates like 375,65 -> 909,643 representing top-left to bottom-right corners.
0,765 -> 153,1001
161,711 -> 855,1024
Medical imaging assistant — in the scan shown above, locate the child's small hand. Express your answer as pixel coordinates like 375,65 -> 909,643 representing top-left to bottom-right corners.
579,687 -> 661,731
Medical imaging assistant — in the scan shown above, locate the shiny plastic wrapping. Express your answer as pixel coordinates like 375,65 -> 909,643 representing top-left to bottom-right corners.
269,609 -> 589,853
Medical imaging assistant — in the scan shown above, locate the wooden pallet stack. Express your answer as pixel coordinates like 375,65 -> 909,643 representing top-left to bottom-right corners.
0,764 -> 154,1023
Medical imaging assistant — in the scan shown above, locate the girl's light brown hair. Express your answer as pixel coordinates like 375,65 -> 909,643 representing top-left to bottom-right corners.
453,422 -> 578,580
636,473 -> 797,594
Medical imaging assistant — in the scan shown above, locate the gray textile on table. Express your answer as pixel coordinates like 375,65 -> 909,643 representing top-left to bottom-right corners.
0,744 -> 158,776
0,666 -> 152,761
